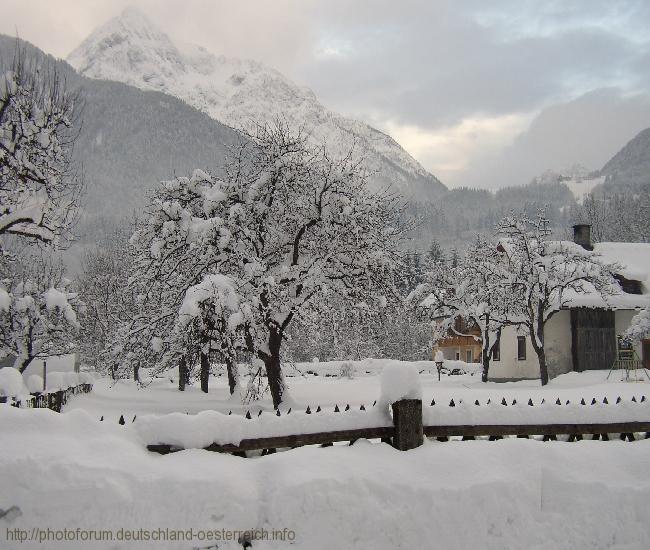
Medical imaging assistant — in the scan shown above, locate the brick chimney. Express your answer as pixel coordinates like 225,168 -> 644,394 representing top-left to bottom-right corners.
572,224 -> 593,250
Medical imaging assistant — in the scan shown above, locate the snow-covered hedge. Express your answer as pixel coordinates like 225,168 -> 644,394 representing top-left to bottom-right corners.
0,367 -> 26,398
2,367 -> 92,401
626,308 -> 650,342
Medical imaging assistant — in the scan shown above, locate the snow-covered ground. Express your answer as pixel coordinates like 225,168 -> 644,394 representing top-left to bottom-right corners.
64,362 -> 650,423
3,364 -> 650,549
1,404 -> 649,549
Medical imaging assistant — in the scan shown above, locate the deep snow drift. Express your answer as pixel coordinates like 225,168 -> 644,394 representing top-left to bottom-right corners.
1,405 -> 649,549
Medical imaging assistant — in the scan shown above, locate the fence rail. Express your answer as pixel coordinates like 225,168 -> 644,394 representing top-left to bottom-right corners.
423,422 -> 650,439
148,426 -> 395,455
143,395 -> 650,455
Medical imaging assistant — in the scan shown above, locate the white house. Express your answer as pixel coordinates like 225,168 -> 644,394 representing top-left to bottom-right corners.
488,226 -> 650,381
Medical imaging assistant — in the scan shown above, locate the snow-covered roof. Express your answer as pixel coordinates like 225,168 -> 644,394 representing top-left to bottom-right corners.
593,242 -> 650,289
497,238 -> 650,311
564,242 -> 650,310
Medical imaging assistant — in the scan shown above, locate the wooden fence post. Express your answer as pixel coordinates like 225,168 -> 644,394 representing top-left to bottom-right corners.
392,399 -> 423,451
53,390 -> 64,413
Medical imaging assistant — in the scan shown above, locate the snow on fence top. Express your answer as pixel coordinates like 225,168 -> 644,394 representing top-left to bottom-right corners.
136,407 -> 392,449
42,371 -> 92,391
380,364 -> 422,405
134,394 -> 650,450
26,374 -> 44,394
422,396 -> 650,426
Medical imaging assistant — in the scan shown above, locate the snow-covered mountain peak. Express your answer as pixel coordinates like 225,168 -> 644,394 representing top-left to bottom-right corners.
104,6 -> 165,39
67,9 -> 445,199
68,7 -> 185,85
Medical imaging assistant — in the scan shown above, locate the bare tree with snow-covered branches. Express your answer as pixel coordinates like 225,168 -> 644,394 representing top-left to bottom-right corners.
496,210 -> 620,385
0,45 -> 83,250
121,122 -> 405,407
0,252 -> 81,372
625,307 -> 650,343
415,235 -> 516,382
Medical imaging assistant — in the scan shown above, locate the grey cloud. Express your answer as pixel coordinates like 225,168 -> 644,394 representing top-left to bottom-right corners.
456,88 -> 650,190
1,0 -> 649,190
298,2 -> 650,128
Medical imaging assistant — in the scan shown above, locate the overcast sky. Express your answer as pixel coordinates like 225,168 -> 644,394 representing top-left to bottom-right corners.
3,0 -> 650,189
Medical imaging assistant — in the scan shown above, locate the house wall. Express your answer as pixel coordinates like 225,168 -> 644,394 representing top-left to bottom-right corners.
489,311 -> 572,380
433,343 -> 482,363
490,309 -> 644,381
545,311 -> 574,377
490,325 -> 540,380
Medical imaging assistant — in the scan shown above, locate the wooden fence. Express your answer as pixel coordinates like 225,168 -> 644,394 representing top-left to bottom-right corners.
0,383 -> 93,413
142,395 -> 650,455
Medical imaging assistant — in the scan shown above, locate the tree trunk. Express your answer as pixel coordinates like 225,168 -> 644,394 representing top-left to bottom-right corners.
482,327 -> 501,383
225,355 -> 238,395
481,322 -> 491,383
17,356 -> 34,374
537,347 -> 549,386
481,348 -> 490,383
263,328 -> 285,409
200,352 -> 210,393
133,364 -> 140,383
178,356 -> 187,392
531,313 -> 549,386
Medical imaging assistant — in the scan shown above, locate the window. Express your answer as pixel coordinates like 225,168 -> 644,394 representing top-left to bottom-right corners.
517,336 -> 526,361
492,340 -> 500,361
455,351 -> 460,360
466,349 -> 472,363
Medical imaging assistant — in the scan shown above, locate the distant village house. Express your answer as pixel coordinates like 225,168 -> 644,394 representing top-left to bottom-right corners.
434,225 -> 650,380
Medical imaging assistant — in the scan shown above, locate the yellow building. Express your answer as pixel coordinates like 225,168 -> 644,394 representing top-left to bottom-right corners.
432,317 -> 482,364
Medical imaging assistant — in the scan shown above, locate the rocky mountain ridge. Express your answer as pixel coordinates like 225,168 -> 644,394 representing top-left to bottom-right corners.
67,7 -> 446,200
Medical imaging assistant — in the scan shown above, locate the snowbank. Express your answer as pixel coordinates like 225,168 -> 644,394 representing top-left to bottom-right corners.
379,363 -> 422,405
1,405 -> 650,550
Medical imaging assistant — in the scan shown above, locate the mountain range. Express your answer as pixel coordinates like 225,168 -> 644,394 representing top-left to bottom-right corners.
528,127 -> 650,203
0,34 -> 242,223
67,7 -> 446,201
1,7 -> 648,259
